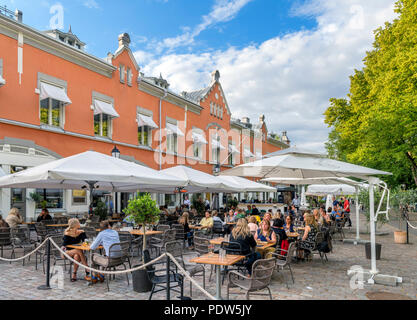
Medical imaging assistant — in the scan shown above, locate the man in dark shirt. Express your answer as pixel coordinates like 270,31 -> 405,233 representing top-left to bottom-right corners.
37,209 -> 53,222
251,205 -> 260,216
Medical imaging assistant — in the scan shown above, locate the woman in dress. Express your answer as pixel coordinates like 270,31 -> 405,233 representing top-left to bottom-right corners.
297,213 -> 318,260
62,218 -> 91,282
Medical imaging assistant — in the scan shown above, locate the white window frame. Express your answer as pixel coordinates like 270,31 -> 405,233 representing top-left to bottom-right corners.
39,94 -> 64,128
167,133 -> 178,154
228,141 -> 235,166
244,145 -> 251,164
127,67 -> 132,86
119,64 -> 125,83
138,125 -> 151,147
212,134 -> 221,164
94,112 -> 112,138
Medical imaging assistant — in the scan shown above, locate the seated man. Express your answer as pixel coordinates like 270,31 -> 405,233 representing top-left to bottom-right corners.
200,211 -> 214,233
251,205 -> 260,216
90,220 -> 122,283
37,208 -> 53,222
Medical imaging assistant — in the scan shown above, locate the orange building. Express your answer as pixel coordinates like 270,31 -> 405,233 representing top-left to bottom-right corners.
0,10 -> 290,218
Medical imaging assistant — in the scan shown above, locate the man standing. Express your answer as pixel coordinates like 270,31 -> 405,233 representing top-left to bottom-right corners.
342,196 -> 352,227
184,196 -> 191,209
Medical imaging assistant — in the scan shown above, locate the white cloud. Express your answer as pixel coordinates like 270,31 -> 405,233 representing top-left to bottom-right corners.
137,0 -> 397,152
154,0 -> 253,53
83,0 -> 99,9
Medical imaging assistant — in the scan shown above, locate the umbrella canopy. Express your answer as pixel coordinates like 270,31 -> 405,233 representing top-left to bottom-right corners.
0,151 -> 186,191
216,176 -> 277,193
306,184 -> 357,196
261,177 -> 364,186
220,153 -> 391,179
134,165 -> 236,194
264,146 -> 324,158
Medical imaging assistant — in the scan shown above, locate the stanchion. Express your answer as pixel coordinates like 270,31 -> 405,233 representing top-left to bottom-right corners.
37,238 -> 51,290
166,254 -> 170,300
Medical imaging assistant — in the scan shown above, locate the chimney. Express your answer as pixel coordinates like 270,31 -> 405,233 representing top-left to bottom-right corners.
118,33 -> 131,48
14,9 -> 22,23
241,117 -> 250,124
211,70 -> 220,83
259,114 -> 265,123
282,131 -> 290,145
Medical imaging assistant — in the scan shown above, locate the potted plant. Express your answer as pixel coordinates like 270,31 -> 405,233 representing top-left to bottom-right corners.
123,193 -> 160,293
93,200 -> 108,221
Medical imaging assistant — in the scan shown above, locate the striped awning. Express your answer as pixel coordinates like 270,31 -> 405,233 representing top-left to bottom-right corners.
166,123 -> 185,137
137,114 -> 158,129
39,82 -> 72,105
93,99 -> 120,118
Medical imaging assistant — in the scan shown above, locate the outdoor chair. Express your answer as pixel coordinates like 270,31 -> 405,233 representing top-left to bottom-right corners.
91,241 -> 131,291
212,220 -> 226,238
0,228 -> 14,263
43,235 -> 69,274
118,231 -> 143,260
11,226 -> 36,266
219,241 -> 250,284
149,229 -> 176,257
226,257 -> 276,300
143,249 -> 184,300
171,224 -> 186,248
270,242 -> 296,289
165,241 -> 205,297
307,232 -> 329,264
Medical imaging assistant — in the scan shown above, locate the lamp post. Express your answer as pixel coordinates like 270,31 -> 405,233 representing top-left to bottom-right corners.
111,146 -> 121,214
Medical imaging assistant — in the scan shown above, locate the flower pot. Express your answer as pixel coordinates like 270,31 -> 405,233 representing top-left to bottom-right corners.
394,231 -> 407,244
365,243 -> 381,260
132,267 -> 152,293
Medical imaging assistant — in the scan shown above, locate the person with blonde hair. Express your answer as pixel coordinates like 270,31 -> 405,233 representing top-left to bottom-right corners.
247,216 -> 258,236
0,214 -> 9,228
254,219 -> 277,243
179,212 -> 193,248
230,218 -> 260,274
5,208 -> 23,228
297,213 -> 318,260
62,218 -> 91,282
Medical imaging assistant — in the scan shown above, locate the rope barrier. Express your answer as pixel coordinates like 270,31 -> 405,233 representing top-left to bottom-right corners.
48,238 -> 167,275
406,219 -> 417,230
0,236 -> 218,300
0,238 -> 49,262
165,252 -> 216,301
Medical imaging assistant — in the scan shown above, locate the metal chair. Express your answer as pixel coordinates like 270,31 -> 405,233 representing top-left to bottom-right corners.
118,231 -> 143,260
92,241 -> 131,291
11,226 -> 36,266
212,220 -> 226,238
149,229 -> 176,257
226,257 -> 276,300
165,241 -> 205,297
219,241 -> 250,284
143,249 -> 184,300
83,226 -> 98,239
171,224 -> 186,248
0,228 -> 13,263
270,242 -> 296,289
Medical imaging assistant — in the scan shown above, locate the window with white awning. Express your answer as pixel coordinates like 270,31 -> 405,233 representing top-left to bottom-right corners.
137,113 -> 158,147
92,98 -> 119,138
40,82 -> 72,105
192,132 -> 208,145
166,121 -> 184,154
93,99 -> 120,118
0,75 -> 5,87
166,122 -> 184,137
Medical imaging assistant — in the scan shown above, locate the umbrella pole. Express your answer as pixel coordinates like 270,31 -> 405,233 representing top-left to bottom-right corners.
368,177 -> 378,278
355,187 -> 360,243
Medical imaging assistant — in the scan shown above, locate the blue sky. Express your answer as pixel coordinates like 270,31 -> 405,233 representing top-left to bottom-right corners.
2,0 -> 398,151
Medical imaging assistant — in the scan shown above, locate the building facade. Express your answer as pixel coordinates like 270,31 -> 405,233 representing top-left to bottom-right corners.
0,9 -> 290,219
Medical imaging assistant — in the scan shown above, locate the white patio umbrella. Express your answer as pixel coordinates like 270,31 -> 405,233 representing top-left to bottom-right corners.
0,151 -> 187,205
221,147 -> 396,284
306,184 -> 356,196
216,175 -> 276,192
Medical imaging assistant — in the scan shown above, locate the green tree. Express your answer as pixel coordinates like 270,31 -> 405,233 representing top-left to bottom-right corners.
324,0 -> 417,188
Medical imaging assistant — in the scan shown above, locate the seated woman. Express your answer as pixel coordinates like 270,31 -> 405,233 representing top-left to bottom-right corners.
284,215 -> 295,233
179,212 -> 193,248
61,218 -> 91,282
37,208 -> 53,222
229,218 -> 260,275
297,214 -> 319,260
247,216 -> 258,236
255,219 -> 276,242
5,208 -> 23,228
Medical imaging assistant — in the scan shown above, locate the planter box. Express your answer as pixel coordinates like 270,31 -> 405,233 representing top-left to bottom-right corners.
394,231 -> 407,244
132,267 -> 152,293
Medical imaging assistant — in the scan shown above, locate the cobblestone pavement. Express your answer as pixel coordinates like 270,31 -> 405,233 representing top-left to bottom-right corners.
0,211 -> 416,300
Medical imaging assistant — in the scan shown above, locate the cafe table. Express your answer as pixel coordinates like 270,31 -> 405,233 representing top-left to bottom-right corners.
129,230 -> 163,236
190,253 -> 245,300
46,224 -> 69,228
189,225 -> 205,230
287,232 -> 300,239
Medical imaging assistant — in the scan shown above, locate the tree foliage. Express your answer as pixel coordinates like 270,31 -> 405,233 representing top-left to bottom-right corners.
325,0 -> 417,188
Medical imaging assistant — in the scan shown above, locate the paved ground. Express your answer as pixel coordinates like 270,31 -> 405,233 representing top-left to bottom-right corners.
0,210 -> 416,300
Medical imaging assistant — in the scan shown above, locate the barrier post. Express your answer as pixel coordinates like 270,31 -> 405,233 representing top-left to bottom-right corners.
37,238 -> 51,290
